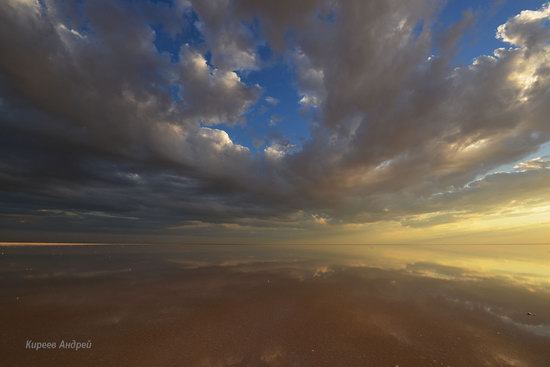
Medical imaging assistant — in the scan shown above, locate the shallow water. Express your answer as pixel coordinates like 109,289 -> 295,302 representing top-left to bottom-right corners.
1,244 -> 550,366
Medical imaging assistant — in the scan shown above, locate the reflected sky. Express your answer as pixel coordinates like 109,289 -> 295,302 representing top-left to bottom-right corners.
1,244 -> 550,366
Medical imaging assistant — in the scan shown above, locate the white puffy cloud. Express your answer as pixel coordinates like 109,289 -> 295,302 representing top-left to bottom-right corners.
178,47 -> 260,125
264,143 -> 295,160
496,3 -> 550,48
198,127 -> 249,154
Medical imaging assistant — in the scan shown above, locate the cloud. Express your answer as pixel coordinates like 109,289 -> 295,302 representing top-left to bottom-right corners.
397,166 -> 550,228
264,142 -> 296,160
291,50 -> 326,109
190,0 -> 259,71
265,96 -> 279,106
496,3 -> 550,49
514,156 -> 550,171
0,0 -> 267,238
178,47 -> 260,125
1,0 -> 550,242
277,0 -> 550,221
311,214 -> 329,225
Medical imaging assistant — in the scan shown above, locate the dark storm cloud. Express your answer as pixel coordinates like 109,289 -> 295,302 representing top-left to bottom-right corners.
1,0 -> 550,241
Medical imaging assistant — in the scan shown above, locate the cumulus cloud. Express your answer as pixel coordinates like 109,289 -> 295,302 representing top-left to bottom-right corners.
178,47 -> 260,125
496,3 -> 550,49
190,0 -> 259,71
1,0 -> 550,242
264,142 -> 297,161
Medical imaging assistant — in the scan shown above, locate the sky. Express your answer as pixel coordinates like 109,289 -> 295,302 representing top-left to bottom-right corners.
0,0 -> 550,244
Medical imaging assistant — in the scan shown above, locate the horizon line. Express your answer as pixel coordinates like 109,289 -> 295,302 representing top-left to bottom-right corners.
2,242 -> 550,247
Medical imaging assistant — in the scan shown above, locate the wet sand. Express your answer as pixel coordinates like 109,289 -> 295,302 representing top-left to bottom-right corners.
1,245 -> 549,366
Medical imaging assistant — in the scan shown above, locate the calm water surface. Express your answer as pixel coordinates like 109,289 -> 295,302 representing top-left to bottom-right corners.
1,244 -> 549,366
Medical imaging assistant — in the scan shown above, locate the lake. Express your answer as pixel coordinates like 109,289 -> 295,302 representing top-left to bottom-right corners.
2,244 -> 550,366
